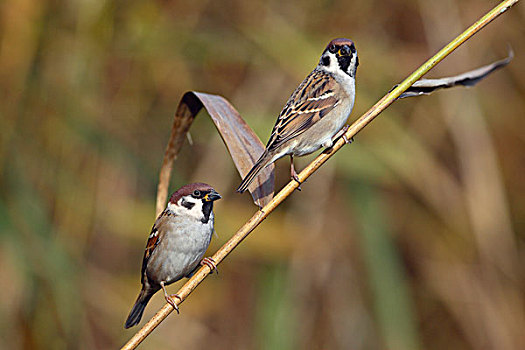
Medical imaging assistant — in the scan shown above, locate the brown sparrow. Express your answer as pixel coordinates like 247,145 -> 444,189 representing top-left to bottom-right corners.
124,183 -> 221,328
237,38 -> 358,193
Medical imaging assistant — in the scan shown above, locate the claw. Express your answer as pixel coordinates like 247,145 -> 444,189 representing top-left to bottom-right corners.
292,173 -> 302,191
200,257 -> 218,274
332,125 -> 353,144
342,134 -> 354,144
161,281 -> 181,313
165,294 -> 182,313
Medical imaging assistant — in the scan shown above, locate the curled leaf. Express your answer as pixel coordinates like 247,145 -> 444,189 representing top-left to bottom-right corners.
156,91 -> 274,214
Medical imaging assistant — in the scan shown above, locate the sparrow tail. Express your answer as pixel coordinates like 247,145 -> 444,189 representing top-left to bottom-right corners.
124,288 -> 154,329
237,151 -> 272,193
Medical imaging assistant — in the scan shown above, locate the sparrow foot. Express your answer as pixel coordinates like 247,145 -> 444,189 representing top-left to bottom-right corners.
165,294 -> 182,314
161,281 -> 181,313
342,134 -> 354,144
291,173 -> 302,191
200,257 -> 218,274
332,125 -> 354,145
290,156 -> 302,191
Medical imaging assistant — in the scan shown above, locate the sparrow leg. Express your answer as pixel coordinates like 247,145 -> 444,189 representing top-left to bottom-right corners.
332,125 -> 354,144
290,155 -> 302,191
200,257 -> 218,274
160,281 -> 181,314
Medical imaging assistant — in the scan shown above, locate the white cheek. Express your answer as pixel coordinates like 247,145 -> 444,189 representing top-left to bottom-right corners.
320,52 -> 355,97
349,56 -> 358,76
321,52 -> 340,74
188,201 -> 204,219
167,197 -> 204,220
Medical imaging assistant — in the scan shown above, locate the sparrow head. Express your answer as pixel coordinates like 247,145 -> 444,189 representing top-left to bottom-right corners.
319,38 -> 359,78
168,183 -> 221,223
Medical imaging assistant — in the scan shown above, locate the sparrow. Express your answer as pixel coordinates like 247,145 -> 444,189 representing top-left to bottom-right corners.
124,183 -> 222,328
237,38 -> 358,193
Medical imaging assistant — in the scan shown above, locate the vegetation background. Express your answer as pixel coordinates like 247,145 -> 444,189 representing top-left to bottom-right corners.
1,0 -> 524,349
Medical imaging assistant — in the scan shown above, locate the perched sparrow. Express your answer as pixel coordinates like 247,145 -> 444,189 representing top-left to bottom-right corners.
237,38 -> 358,193
124,183 -> 221,328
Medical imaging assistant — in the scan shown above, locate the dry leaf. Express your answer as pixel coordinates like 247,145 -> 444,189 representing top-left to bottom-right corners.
396,49 -> 513,98
156,91 -> 274,214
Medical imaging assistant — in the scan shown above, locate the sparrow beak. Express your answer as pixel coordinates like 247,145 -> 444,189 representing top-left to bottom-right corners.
204,190 -> 221,202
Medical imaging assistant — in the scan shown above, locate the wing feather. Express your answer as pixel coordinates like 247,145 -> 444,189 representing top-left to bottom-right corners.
267,70 -> 339,151
140,210 -> 172,283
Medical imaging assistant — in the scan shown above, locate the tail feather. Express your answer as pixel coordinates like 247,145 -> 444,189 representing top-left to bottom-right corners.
124,289 -> 154,329
237,152 -> 272,193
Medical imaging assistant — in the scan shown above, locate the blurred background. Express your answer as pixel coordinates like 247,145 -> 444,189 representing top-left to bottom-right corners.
1,0 -> 524,349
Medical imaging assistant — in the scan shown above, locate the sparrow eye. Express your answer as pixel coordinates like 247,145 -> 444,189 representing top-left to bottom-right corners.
193,190 -> 201,197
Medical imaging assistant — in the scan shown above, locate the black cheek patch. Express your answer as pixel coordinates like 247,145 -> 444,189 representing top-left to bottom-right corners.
322,56 -> 330,66
181,199 -> 195,210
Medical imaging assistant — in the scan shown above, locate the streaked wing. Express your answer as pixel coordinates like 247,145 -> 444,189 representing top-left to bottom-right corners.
140,210 -> 172,283
267,70 -> 339,151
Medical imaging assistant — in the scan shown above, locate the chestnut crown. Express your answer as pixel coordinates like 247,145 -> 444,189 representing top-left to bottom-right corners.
325,38 -> 356,57
169,183 -> 221,204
